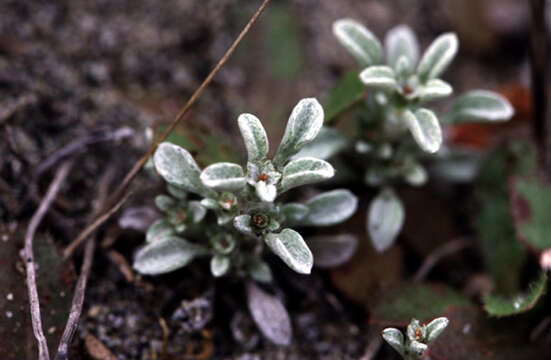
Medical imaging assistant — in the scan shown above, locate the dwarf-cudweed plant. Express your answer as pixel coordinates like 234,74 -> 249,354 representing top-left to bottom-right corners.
306,19 -> 515,252
132,98 -> 358,343
382,317 -> 449,360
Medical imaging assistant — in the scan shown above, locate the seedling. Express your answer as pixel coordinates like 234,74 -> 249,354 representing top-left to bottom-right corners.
316,19 -> 515,251
132,98 -> 358,344
382,317 -> 449,360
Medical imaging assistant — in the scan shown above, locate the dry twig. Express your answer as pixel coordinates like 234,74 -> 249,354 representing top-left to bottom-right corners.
413,238 -> 471,283
65,0 -> 272,259
24,160 -> 73,360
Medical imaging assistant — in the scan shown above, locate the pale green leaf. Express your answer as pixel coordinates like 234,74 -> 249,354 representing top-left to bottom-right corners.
409,340 -> 428,358
404,109 -> 442,153
155,195 -> 176,212
210,254 -> 230,277
146,219 -> 175,243
307,234 -> 358,268
274,98 -> 324,166
418,79 -> 453,102
238,113 -> 269,162
417,33 -> 458,82
426,317 -> 449,343
233,215 -> 254,236
359,66 -> 398,92
153,142 -> 215,197
200,162 -> 246,192
280,203 -> 309,225
446,90 -> 514,124
333,18 -> 383,67
382,328 -> 405,357
368,189 -> 405,252
302,189 -> 358,226
280,157 -> 334,192
249,259 -> 273,283
265,229 -> 313,274
255,181 -> 277,202
133,236 -> 204,275
404,162 -> 428,186
188,201 -> 207,223
385,25 -> 419,70
246,281 -> 292,346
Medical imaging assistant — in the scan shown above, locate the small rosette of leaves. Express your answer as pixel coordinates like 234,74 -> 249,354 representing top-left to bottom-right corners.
133,98 -> 358,282
382,317 -> 449,360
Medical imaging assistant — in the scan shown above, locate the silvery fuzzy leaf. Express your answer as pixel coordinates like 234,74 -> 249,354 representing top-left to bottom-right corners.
280,203 -> 310,225
307,234 -> 358,268
332,18 -> 382,67
404,162 -> 428,186
218,210 -> 237,225
249,259 -> 273,283
265,229 -> 313,274
395,55 -> 413,81
355,140 -> 372,154
368,189 -> 405,252
425,317 -> 449,343
404,109 -> 442,153
200,198 -> 219,210
211,233 -> 236,255
445,90 -> 514,123
365,168 -> 385,186
153,142 -> 215,198
246,281 -> 292,346
302,189 -> 358,226
385,25 -> 419,71
167,184 -> 188,200
291,127 -> 348,161
407,319 -> 423,341
268,219 -> 280,232
238,113 -> 269,162
418,79 -> 453,102
280,157 -> 334,192
233,215 -> 254,236
146,219 -> 176,243
255,181 -> 277,202
408,340 -> 428,358
359,66 -> 398,92
273,98 -> 324,167
188,201 -> 207,223
133,236 -> 205,275
382,328 -> 405,357
417,33 -> 458,82
200,162 -> 246,192
210,254 -> 230,277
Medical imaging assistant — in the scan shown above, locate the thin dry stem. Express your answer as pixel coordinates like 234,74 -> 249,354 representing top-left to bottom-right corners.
24,160 -> 73,360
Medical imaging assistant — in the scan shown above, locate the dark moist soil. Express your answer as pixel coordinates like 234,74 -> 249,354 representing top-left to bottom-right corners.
0,0 -> 532,359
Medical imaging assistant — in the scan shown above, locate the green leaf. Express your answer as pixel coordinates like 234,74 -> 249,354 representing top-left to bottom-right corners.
274,98 -> 324,166
200,162 -> 246,192
280,157 -> 334,192
404,109 -> 442,153
425,317 -> 449,343
238,113 -> 269,163
371,283 -> 471,326
484,272 -> 547,317
210,254 -> 230,277
246,281 -> 292,346
510,177 -> 551,250
417,33 -> 458,82
155,195 -> 176,212
167,184 -> 188,199
418,79 -> 453,102
307,234 -> 358,268
445,90 -> 514,124
333,18 -> 383,67
292,126 -> 348,160
133,236 -> 205,275
368,188 -> 405,252
382,328 -> 405,357
280,203 -> 310,225
249,259 -> 273,283
146,219 -> 176,243
324,72 -> 366,123
153,142 -> 215,197
409,341 -> 428,358
359,66 -> 398,92
302,189 -> 358,226
265,229 -> 313,274
385,25 -> 419,71
404,162 -> 428,186
188,201 -> 207,223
